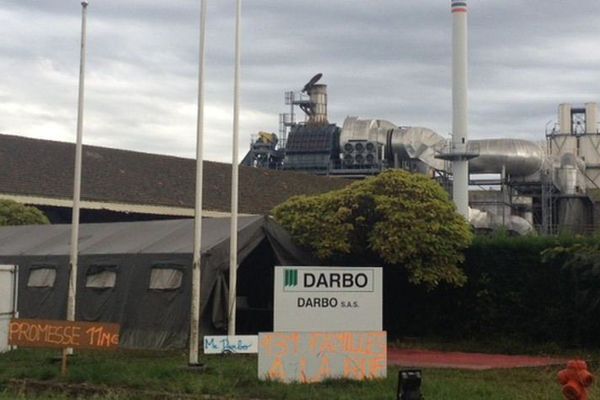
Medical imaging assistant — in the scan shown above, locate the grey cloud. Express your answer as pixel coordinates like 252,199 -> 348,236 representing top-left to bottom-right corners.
2,0 -> 600,163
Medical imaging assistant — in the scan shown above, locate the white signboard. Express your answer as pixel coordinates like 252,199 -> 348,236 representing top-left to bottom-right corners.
274,266 -> 382,332
203,335 -> 258,354
258,331 -> 387,383
0,265 -> 17,353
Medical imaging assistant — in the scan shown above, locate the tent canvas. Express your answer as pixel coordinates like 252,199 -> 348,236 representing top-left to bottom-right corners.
0,216 -> 315,349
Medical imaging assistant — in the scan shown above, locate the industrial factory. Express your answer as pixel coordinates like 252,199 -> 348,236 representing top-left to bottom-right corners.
243,1 -> 600,236
243,79 -> 600,235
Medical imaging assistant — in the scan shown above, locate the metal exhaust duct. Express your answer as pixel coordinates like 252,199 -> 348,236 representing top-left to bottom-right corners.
451,0 -> 470,218
308,84 -> 328,125
559,104 -> 572,134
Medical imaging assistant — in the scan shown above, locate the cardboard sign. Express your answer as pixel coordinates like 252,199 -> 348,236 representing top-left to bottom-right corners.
203,335 -> 258,354
258,331 -> 387,383
274,266 -> 382,332
9,319 -> 119,350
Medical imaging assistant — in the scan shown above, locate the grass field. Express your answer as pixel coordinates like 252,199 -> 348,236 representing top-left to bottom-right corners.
0,348 -> 597,399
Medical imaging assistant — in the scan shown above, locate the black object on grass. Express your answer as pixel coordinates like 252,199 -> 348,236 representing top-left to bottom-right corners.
397,369 -> 423,400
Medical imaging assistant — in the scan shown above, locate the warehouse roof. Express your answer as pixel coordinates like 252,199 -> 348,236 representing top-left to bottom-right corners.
0,134 -> 350,216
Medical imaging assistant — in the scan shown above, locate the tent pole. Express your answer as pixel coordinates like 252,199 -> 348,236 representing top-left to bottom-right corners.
228,0 -> 242,337
189,0 -> 208,366
65,0 -> 89,362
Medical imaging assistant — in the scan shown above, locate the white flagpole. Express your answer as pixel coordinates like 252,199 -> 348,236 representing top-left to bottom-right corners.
64,0 -> 88,366
189,0 -> 209,366
228,0 -> 242,336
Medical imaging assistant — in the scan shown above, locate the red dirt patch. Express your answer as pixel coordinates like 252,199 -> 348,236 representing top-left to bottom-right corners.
387,348 -> 565,370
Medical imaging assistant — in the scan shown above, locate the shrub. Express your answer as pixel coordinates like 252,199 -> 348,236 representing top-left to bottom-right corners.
0,199 -> 50,226
384,234 -> 600,346
273,170 -> 473,288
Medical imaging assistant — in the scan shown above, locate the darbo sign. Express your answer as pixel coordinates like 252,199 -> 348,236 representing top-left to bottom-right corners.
9,319 -> 119,350
258,331 -> 387,383
274,266 -> 382,332
203,335 -> 258,354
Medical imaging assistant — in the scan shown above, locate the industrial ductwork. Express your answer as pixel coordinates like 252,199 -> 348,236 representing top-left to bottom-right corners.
340,117 -> 547,178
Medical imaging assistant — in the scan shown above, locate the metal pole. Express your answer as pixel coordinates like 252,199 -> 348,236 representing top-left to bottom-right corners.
65,0 -> 88,355
228,0 -> 242,337
10,266 -> 19,351
189,0 -> 208,366
13,266 -> 19,319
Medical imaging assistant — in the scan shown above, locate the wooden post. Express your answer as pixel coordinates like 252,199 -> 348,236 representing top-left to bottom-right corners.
61,348 -> 69,376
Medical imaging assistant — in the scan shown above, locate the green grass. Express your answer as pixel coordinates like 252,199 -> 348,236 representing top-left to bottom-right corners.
0,348 -> 597,399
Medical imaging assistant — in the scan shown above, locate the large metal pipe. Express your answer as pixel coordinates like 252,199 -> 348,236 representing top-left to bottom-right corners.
339,116 -> 395,145
467,139 -> 544,176
451,0 -> 469,218
388,126 -> 446,171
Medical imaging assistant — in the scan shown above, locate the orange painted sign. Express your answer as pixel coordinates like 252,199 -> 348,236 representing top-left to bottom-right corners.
258,331 -> 387,383
9,319 -> 119,350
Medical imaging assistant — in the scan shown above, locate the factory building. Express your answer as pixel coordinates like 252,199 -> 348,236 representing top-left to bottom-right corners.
241,76 -> 600,235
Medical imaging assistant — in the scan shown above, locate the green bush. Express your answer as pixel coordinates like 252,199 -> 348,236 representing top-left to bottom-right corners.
385,234 -> 600,346
0,199 -> 50,226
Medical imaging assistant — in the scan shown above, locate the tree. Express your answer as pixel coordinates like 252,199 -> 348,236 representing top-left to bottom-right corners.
0,199 -> 50,226
272,170 -> 473,288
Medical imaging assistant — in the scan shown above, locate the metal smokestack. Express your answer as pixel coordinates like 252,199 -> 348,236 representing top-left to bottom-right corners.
308,84 -> 328,125
451,0 -> 469,218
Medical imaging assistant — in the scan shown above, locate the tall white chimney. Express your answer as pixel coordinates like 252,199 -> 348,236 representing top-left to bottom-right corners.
451,0 -> 469,218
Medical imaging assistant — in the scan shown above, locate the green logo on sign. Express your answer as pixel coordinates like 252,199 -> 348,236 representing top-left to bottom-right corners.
284,269 -> 298,288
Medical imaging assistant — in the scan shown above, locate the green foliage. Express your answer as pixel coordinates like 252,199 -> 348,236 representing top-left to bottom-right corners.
384,234 -> 600,346
0,199 -> 50,226
273,170 -> 473,288
541,241 -> 600,342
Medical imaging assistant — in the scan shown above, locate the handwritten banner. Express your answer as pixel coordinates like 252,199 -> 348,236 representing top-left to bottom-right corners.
203,335 -> 258,354
258,331 -> 387,383
9,319 -> 120,350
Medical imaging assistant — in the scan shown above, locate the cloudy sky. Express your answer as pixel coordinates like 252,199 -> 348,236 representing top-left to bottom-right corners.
2,0 -> 600,162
